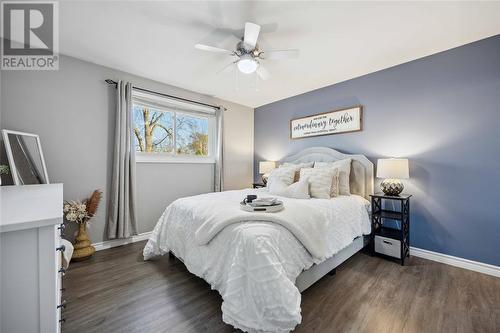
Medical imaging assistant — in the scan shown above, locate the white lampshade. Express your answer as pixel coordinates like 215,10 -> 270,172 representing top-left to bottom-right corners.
377,158 -> 409,179
259,161 -> 276,174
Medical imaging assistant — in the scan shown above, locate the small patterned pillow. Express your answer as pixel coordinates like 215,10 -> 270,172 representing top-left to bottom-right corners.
329,169 -> 340,197
267,167 -> 296,187
299,167 -> 337,199
315,159 -> 352,195
280,162 -> 314,182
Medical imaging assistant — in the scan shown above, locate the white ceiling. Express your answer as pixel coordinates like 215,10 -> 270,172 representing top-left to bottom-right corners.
59,1 -> 500,108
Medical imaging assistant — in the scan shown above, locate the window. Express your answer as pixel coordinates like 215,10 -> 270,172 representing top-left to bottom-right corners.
133,103 -> 174,154
132,90 -> 216,163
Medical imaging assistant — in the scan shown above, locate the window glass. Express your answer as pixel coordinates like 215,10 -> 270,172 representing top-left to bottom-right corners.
133,104 -> 173,153
131,91 -> 216,163
176,114 -> 209,156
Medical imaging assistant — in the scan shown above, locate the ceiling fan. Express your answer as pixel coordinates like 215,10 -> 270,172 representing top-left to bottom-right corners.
195,22 -> 299,80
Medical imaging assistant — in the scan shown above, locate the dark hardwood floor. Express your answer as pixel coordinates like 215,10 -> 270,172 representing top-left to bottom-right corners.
63,241 -> 500,333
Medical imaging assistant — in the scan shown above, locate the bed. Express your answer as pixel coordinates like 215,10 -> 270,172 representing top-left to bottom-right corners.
143,147 -> 374,332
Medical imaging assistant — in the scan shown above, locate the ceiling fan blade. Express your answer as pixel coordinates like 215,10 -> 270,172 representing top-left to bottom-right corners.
263,49 -> 300,60
216,61 -> 236,74
256,65 -> 270,80
195,44 -> 234,55
234,22 -> 278,39
243,22 -> 261,50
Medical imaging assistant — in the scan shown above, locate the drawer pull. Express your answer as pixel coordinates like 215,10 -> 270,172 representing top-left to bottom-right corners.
382,240 -> 393,245
56,245 -> 66,252
60,287 -> 66,292
57,300 -> 66,309
59,318 -> 66,324
58,267 -> 66,274
58,224 -> 66,236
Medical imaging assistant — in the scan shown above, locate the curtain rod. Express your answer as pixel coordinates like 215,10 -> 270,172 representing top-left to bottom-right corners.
105,79 -> 220,110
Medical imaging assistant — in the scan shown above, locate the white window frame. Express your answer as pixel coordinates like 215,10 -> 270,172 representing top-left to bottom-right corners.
132,90 -> 217,164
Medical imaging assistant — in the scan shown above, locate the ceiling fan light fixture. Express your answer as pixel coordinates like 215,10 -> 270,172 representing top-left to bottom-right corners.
237,54 -> 258,74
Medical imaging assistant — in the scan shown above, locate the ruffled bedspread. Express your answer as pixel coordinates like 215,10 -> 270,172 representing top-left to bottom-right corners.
143,189 -> 371,332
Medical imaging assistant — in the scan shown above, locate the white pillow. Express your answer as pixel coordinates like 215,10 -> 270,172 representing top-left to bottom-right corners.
315,159 -> 352,195
267,167 -> 296,187
299,167 -> 336,199
280,162 -> 314,182
268,177 -> 310,199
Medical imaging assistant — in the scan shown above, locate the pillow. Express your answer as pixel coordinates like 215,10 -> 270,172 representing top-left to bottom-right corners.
314,159 -> 352,195
267,167 -> 296,187
268,177 -> 310,199
329,170 -> 340,198
299,167 -> 337,199
280,162 -> 314,182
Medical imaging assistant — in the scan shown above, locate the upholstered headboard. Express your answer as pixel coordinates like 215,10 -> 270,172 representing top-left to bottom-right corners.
281,147 -> 374,200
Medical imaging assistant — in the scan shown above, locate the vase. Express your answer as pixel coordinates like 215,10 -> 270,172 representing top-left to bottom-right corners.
72,221 -> 95,261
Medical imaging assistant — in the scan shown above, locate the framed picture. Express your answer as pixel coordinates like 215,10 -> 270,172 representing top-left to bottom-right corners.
290,105 -> 362,139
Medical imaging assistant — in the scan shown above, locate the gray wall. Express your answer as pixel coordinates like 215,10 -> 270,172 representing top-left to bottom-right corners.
1,54 -> 253,243
254,35 -> 500,266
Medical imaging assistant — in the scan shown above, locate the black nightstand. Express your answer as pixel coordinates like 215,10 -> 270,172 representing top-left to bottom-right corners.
253,183 -> 266,189
370,193 -> 411,265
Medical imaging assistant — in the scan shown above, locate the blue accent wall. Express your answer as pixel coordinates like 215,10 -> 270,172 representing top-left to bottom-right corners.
254,35 -> 500,266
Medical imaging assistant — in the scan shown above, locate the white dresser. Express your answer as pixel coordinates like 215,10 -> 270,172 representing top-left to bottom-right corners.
0,184 -> 64,333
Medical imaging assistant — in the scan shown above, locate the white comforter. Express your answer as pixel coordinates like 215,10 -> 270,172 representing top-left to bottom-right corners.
143,189 -> 371,333
195,192 -> 334,259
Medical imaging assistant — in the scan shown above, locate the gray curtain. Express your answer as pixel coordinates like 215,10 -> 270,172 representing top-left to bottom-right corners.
108,81 -> 138,239
214,107 -> 225,192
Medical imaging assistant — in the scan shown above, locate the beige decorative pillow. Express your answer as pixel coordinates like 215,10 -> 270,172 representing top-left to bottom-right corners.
299,167 -> 336,199
281,162 -> 314,182
267,167 -> 296,187
315,159 -> 352,195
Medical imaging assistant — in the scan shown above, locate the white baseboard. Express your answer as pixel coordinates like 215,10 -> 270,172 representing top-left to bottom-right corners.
92,231 -> 152,251
410,247 -> 500,278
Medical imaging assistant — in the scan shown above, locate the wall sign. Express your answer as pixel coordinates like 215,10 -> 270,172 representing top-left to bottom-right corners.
290,106 -> 363,139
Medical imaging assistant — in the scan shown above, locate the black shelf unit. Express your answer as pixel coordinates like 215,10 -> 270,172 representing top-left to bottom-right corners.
370,193 -> 411,265
376,226 -> 403,240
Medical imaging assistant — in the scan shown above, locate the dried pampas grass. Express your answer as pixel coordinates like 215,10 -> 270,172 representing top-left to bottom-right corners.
86,189 -> 102,218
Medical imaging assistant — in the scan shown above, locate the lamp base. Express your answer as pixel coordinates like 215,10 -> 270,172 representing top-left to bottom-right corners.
261,174 -> 268,185
380,179 -> 404,196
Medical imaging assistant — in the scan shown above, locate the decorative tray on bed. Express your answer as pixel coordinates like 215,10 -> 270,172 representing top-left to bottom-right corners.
240,197 -> 284,213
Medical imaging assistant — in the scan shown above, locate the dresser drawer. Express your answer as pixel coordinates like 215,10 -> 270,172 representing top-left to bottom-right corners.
375,235 -> 401,259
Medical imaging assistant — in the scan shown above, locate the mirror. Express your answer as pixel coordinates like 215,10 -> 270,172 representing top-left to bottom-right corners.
2,130 -> 49,185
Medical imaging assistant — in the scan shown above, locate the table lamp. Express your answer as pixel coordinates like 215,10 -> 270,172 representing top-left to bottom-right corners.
376,158 -> 409,196
259,161 -> 276,184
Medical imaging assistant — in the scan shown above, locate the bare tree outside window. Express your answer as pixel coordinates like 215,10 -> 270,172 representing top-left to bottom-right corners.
133,105 -> 173,153
176,114 -> 209,156
133,104 -> 209,156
